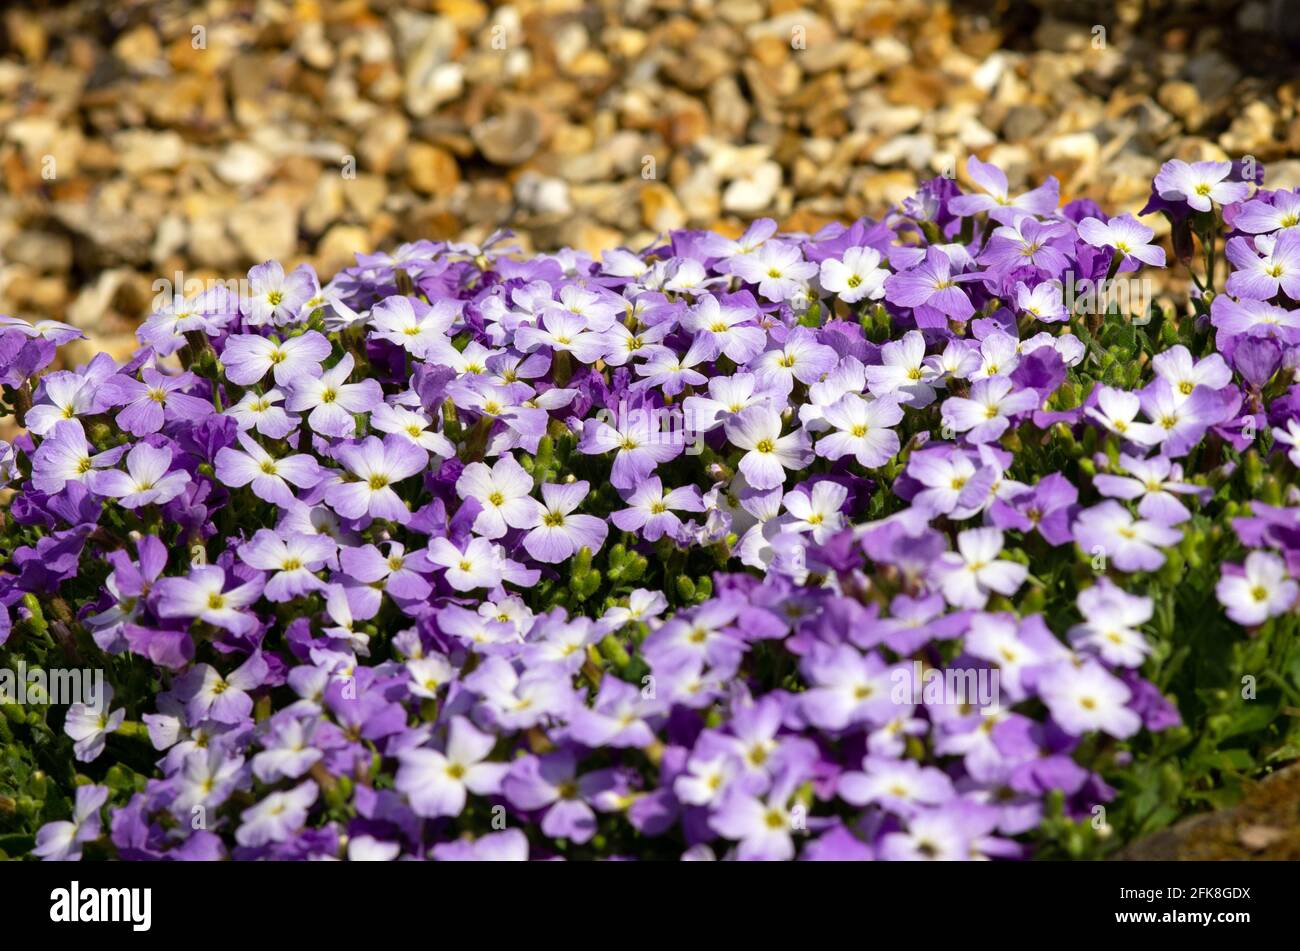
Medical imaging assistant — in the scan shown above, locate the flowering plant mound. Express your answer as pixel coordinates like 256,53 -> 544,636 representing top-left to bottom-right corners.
2,156 -> 1299,861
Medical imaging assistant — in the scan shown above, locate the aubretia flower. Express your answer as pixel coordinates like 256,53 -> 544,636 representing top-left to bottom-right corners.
838,755 -> 954,816
456,454 -> 538,539
799,644 -> 898,730
92,442 -> 191,509
724,405 -> 813,490
1037,661 -> 1140,739
941,376 -> 1039,444
115,368 -> 212,436
1072,500 -> 1181,572
503,749 -> 614,845
215,433 -> 324,507
934,528 -> 1027,609
31,419 -> 122,494
683,295 -> 765,362
884,247 -> 978,327
710,775 -> 805,860
948,156 -> 1059,223
866,330 -> 941,406
1013,280 -> 1066,323
285,353 -> 383,438
64,684 -> 125,763
396,717 -> 507,818
33,785 -> 108,861
174,651 -> 269,725
427,536 -> 512,591
1216,551 -> 1298,626
820,246 -> 889,303
782,482 -> 848,543
237,530 -> 335,601
370,402 -> 454,458
325,435 -> 428,525
241,261 -> 317,327
154,565 -> 266,635
1153,159 -> 1250,213
1068,578 -> 1153,668
579,404 -> 684,490
222,331 -> 331,386
522,481 -> 608,563
226,388 -> 297,439
611,477 -> 704,541
1226,231 -> 1300,301
728,240 -> 819,302
1274,418 -> 1300,466
235,780 -> 318,847
1093,453 -> 1205,524
815,393 -> 903,467
1076,214 -> 1166,267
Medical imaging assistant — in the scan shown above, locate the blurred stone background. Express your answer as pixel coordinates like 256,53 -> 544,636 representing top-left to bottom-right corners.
3,0 -> 1300,365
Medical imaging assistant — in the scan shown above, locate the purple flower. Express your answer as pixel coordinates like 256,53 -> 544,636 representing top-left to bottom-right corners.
222,331 -> 332,386
154,565 -> 266,634
241,261 -> 317,327
521,481 -> 608,562
215,433 -> 324,507
92,442 -> 192,509
1072,500 -> 1182,572
325,435 -> 428,525
948,156 -> 1059,223
115,368 -> 212,436
884,247 -> 979,327
1153,159 -> 1251,213
396,717 -> 508,818
503,749 -> 613,844
610,477 -> 704,541
237,529 -> 336,601
285,353 -> 383,438
33,784 -> 108,861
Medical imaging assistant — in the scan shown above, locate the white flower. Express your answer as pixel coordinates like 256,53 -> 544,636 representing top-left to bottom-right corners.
934,528 -> 1027,609
1216,551 -> 1299,626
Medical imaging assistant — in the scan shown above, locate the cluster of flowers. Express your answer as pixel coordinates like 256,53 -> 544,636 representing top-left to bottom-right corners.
4,155 -> 1300,861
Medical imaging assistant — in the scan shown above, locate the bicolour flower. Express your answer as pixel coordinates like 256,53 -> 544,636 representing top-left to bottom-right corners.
799,644 -> 899,731
115,368 -> 212,436
1072,500 -> 1181,572
30,419 -> 123,493
154,566 -> 266,635
1068,578 -> 1153,668
1013,280 -> 1067,323
1225,230 -> 1300,301
782,481 -> 848,543
63,684 -> 125,763
92,442 -> 191,509
368,296 -> 457,359
724,405 -> 813,490
1216,551 -> 1298,626
222,331 -> 331,386
1274,417 -> 1300,467
948,156 -> 1059,222
32,785 -> 108,861
1233,190 -> 1300,234
884,247 -> 979,327
370,402 -> 455,458
933,528 -> 1027,609
396,717 -> 508,818
1036,661 -> 1140,739
237,530 -> 336,601
215,433 -> 324,507
235,780 -> 318,847
1093,453 -> 1206,524
426,536 -> 510,591
865,330 -> 941,406
226,388 -> 298,439
325,435 -> 428,524
1152,159 -> 1250,213
611,477 -> 704,541
241,261 -> 317,327
728,241 -> 819,302
940,377 -> 1039,444
682,294 -> 765,363
1077,214 -> 1166,267
578,405 -> 685,490
815,393 -> 903,467
838,755 -> 954,816
284,353 -> 383,438
521,481 -> 608,563
820,246 -> 889,303
456,454 -> 538,539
